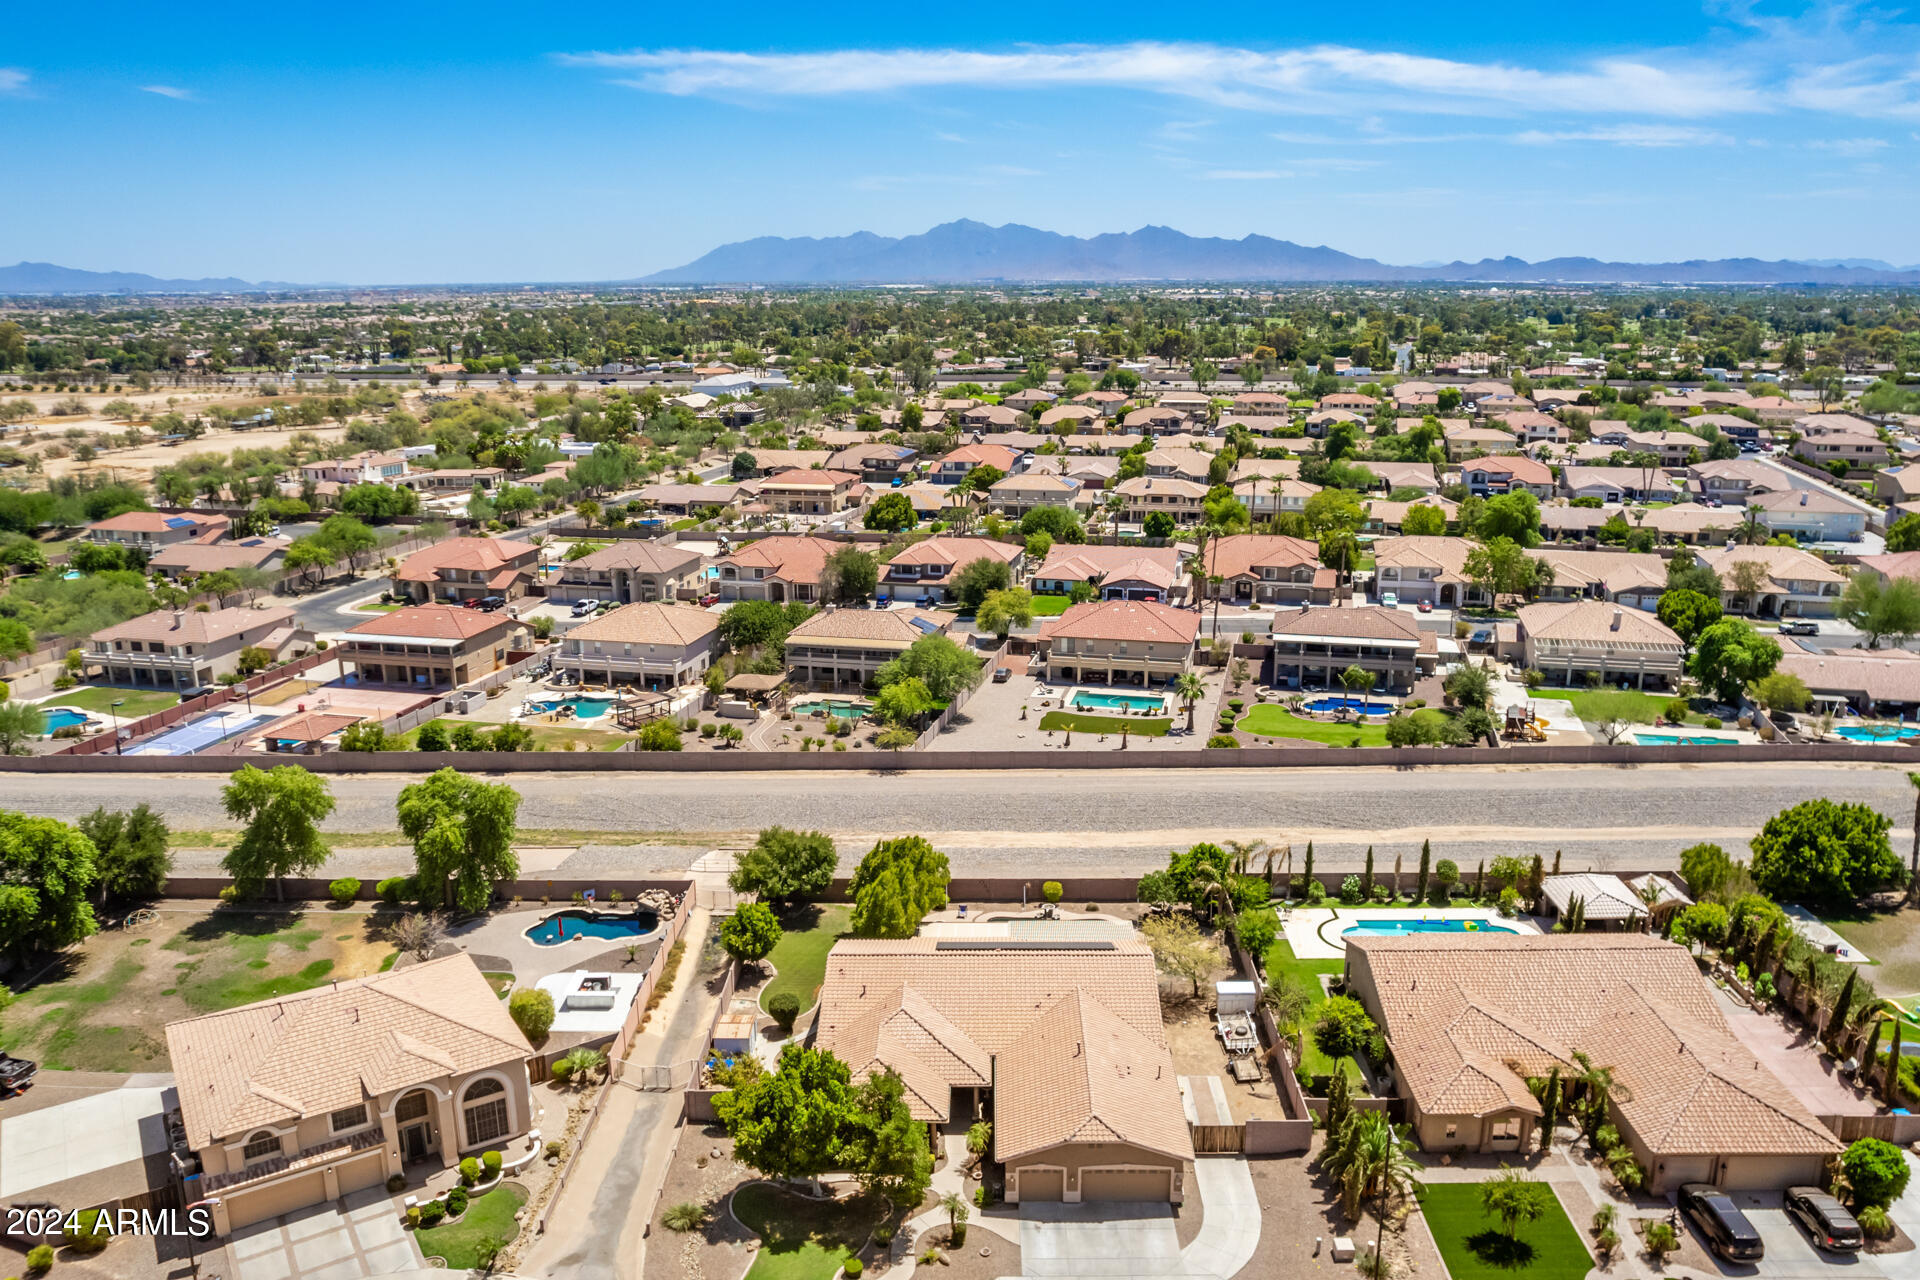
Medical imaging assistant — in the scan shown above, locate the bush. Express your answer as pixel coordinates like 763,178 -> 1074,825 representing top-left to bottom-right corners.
26,1245 -> 54,1273
328,877 -> 361,906
1703,716 -> 1723,729
64,1209 -> 110,1254
700,723 -> 717,738
1664,697 -> 1690,722
768,991 -> 801,1032
1339,874 -> 1364,904
663,1202 -> 706,1232
376,875 -> 407,904
482,1149 -> 502,1174
1042,880 -> 1063,903
388,1172 -> 407,1192
1206,734 -> 1240,748
509,987 -> 556,1041
975,1185 -> 989,1208
447,1186 -> 469,1216
1858,1204 -> 1894,1240
844,1260 -> 864,1278
1844,1138 -> 1911,1208
460,1156 -> 482,1185
1643,1221 -> 1678,1257
418,1201 -> 446,1228
1610,1152 -> 1645,1191
218,885 -> 239,903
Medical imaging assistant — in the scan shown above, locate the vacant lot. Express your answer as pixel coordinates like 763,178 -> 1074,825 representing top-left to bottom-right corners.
0,908 -> 397,1071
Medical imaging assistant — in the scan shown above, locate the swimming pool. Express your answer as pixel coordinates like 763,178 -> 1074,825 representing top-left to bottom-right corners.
39,707 -> 91,732
1068,690 -> 1168,714
1633,732 -> 1738,746
790,698 -> 871,719
527,694 -> 616,719
1302,696 -> 1393,715
524,907 -> 661,946
1834,725 -> 1920,742
1342,919 -> 1518,937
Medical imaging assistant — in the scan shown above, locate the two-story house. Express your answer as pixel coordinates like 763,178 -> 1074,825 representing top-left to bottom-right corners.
1699,545 -> 1847,618
759,468 -> 865,515
1199,535 -> 1333,606
784,608 -> 951,689
1030,545 -> 1183,603
552,541 -> 704,605
1792,433 -> 1888,468
1461,455 -> 1555,498
1372,536 -> 1476,608
556,601 -> 721,690
1038,599 -> 1199,687
1443,424 -> 1522,460
89,605 -> 308,692
931,444 -> 1022,487
297,450 -> 409,486
1227,476 -> 1321,523
1686,458 -> 1782,506
1559,466 -> 1677,504
1114,476 -> 1207,525
826,443 -> 919,484
987,473 -> 1092,517
879,537 -> 1024,604
337,604 -> 526,689
1266,606 -> 1436,693
1748,488 -> 1868,543
1512,601 -> 1685,690
86,510 -> 231,549
715,535 -> 832,603
392,537 -> 540,604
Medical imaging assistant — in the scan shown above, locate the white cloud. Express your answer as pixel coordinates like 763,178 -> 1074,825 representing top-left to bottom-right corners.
1805,136 -> 1889,154
140,84 -> 196,101
934,131 -> 968,144
1511,124 -> 1734,147
561,41 -> 1768,119
1204,169 -> 1292,180
0,68 -> 28,96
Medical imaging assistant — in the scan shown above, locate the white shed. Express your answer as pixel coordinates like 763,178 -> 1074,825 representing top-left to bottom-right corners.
1215,980 -> 1257,1016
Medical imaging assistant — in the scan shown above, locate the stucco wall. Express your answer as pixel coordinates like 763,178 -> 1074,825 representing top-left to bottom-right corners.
1002,1142 -> 1183,1204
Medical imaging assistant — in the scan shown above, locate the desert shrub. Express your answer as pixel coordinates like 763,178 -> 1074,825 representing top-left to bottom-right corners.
1339,875 -> 1364,904
844,1260 -> 864,1278
509,987 -> 555,1041
218,885 -> 239,903
64,1210 -> 110,1254
1206,734 -> 1240,748
387,1173 -> 406,1192
1664,697 -> 1690,722
27,1244 -> 56,1271
663,1202 -> 706,1232
768,991 -> 801,1032
1703,716 -> 1722,729
1042,880 -> 1063,903
329,877 -> 361,906
1859,1204 -> 1894,1240
1643,1221 -> 1677,1257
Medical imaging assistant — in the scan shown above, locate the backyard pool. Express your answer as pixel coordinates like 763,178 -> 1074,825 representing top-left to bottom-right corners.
527,694 -> 616,720
524,907 -> 661,946
1302,695 -> 1393,715
1068,690 -> 1168,714
39,707 -> 92,732
790,698 -> 871,719
1632,732 -> 1738,746
1834,724 -> 1920,742
1341,919 -> 1518,937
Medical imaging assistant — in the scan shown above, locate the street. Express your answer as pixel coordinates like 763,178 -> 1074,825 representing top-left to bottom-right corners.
5,761 -> 1910,876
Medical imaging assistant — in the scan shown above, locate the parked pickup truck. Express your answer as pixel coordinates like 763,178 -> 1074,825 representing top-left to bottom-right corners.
0,1051 -> 36,1097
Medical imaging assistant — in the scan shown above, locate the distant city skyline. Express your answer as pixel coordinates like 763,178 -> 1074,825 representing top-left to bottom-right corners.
4,0 -> 1918,283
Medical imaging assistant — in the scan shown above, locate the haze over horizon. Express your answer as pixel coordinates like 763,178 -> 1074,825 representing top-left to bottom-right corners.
5,0 -> 1920,283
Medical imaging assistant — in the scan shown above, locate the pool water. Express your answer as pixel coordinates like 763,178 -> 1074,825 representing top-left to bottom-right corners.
791,698 -> 871,719
1069,690 -> 1167,714
1834,725 -> 1920,742
528,695 -> 616,719
1633,732 -> 1737,746
525,907 -> 661,946
40,708 -> 91,731
1303,696 -> 1392,715
1342,919 -> 1518,937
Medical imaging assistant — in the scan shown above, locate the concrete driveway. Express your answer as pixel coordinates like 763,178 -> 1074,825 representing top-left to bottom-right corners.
1015,1160 -> 1260,1280
1678,1193 -> 1884,1280
226,1188 -> 419,1280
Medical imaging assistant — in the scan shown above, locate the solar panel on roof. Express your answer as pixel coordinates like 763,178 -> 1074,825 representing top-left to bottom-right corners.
162,516 -> 198,529
909,617 -> 940,633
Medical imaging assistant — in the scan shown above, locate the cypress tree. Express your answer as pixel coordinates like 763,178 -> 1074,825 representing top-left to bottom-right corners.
1392,852 -> 1403,900
1475,858 -> 1485,899
1415,839 -> 1431,903
1361,846 -> 1375,898
1303,841 -> 1315,892
1540,1066 -> 1562,1149
1527,852 -> 1544,907
1552,848 -> 1562,875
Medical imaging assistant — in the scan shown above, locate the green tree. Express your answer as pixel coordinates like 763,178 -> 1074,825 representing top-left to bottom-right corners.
508,987 -> 554,1042
1842,1138 -> 1911,1208
1480,1165 -> 1553,1241
1476,491 -> 1542,547
638,719 -> 683,751
1752,671 -> 1811,712
1655,588 -> 1723,658
1401,503 -> 1448,536
395,768 -> 522,913
951,556 -> 1013,611
720,901 -> 784,969
730,826 -> 837,907
0,702 -> 45,755
820,545 -> 878,605
1679,842 -> 1741,900
1840,573 -> 1920,649
847,1068 -> 934,1211
873,676 -> 936,727
221,764 -> 335,900
1464,537 -> 1539,600
0,812 -> 100,956
715,1042 -> 856,1190
75,803 -> 170,901
1143,510 -> 1176,540
1750,799 -> 1901,906
1313,995 -> 1378,1062
1321,1109 -> 1422,1229
1885,514 -> 1920,554
864,492 -> 917,533
848,835 -> 951,938
1688,620 -> 1781,704
316,514 -> 379,571
976,587 -> 1034,638
1018,505 -> 1083,543
875,633 -> 982,700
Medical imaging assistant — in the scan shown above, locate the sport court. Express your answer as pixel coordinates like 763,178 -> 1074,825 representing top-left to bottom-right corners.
126,708 -> 280,755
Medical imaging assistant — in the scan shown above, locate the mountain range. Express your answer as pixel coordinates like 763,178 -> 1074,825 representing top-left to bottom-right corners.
0,261 -> 333,295
640,221 -> 1920,286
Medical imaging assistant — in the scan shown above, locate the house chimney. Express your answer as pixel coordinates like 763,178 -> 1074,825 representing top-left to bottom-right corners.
1800,491 -> 1808,506
171,609 -> 184,630
1610,608 -> 1622,632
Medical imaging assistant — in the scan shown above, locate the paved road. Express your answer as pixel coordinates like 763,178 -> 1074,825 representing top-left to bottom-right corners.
5,762 -> 1910,876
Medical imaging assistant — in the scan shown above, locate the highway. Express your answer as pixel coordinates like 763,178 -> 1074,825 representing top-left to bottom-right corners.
3,761 -> 1909,877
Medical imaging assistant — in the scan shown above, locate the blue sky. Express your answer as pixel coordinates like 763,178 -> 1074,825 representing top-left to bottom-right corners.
3,1 -> 1918,282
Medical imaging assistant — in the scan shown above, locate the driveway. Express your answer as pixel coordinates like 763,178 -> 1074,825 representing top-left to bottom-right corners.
1016,1159 -> 1259,1280
1712,986 -> 1878,1117
225,1188 -> 420,1280
1678,1194 -> 1885,1280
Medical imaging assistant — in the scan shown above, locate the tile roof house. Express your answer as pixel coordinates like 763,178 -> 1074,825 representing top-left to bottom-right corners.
1559,466 -> 1679,505
879,537 -> 1024,604
166,954 -> 534,1233
1031,545 -> 1184,603
632,482 -> 747,515
932,444 -> 1022,486
1373,535 -> 1477,608
759,468 -> 866,515
1266,605 -> 1436,692
1539,872 -> 1673,925
1687,458 -> 1786,506
814,938 -> 1192,1204
1748,488 -> 1868,543
1699,545 -> 1846,618
552,540 -> 704,605
89,605 -> 308,693
147,537 -> 289,580
556,601 -> 721,690
1344,935 -> 1840,1190
1038,599 -> 1200,687
1444,424 -> 1523,461
87,510 -> 231,549
735,449 -> 832,477
716,535 -> 834,603
1199,535 -> 1332,606
1461,454 -> 1554,498
337,604 -> 527,690
1513,600 -> 1685,689
392,537 -> 539,604
987,473 -> 1092,517
1776,643 -> 1920,716
1527,548 -> 1667,609
827,443 -> 919,483
1114,476 -> 1208,525
784,607 -> 951,688
1228,476 -> 1321,523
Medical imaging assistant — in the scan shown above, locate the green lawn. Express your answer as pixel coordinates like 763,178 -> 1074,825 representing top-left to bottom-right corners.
395,718 -> 630,752
1530,688 -> 1706,726
1233,704 -> 1459,748
731,1182 -> 876,1280
1038,711 -> 1172,737
1030,594 -> 1074,616
415,1182 -> 527,1269
49,686 -> 181,717
353,601 -> 402,612
1418,1182 -> 1592,1280
1259,934 -> 1360,1083
760,904 -> 852,1015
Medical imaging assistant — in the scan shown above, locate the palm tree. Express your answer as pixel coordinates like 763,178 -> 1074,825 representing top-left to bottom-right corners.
1323,1111 -> 1423,1264
1225,839 -> 1267,878
939,1191 -> 969,1244
1189,864 -> 1234,924
1906,772 -> 1920,904
1569,1050 -> 1631,1138
1174,672 -> 1206,734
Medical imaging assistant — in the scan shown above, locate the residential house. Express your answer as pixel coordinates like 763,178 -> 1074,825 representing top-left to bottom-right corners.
1232,392 -> 1290,414
1792,433 -> 1887,468
1065,457 -> 1119,491
1317,392 -> 1377,413
1474,393 -> 1535,414
1776,644 -> 1920,718
759,469 -> 865,515
932,444 -> 1022,487
1227,476 -> 1320,523
976,431 -> 1050,453
392,537 -> 539,604
1373,536 -> 1475,608
89,605 -> 308,692
87,510 -> 231,549
1199,535 -> 1332,606
1030,545 -> 1184,603
1686,458 -> 1783,506
1073,390 -> 1131,417
337,604 -> 526,689
552,541 -> 704,605
1002,388 -> 1057,414
1461,455 -> 1554,498
1266,606 -> 1436,692
1343,935 -> 1838,1190
1871,465 -> 1920,517
812,938 -> 1193,1206
297,451 -> 409,486
1444,424 -> 1522,460
1360,497 -> 1459,535
1513,600 -> 1685,688
784,608 -> 950,688
1156,392 -> 1210,418
1499,412 -> 1569,445
1037,599 -> 1198,686
632,482 -> 746,515
399,467 -> 507,493
1303,409 -> 1365,437
1699,545 -> 1846,618
987,473 -> 1091,517
1538,873 -> 1684,929
1559,466 -> 1678,505
1144,448 -> 1216,484
167,955 -> 535,1234
1119,406 -> 1189,436
959,404 -> 1023,431
1229,457 -> 1303,484
147,537 -> 288,580
827,443 -> 918,484
1038,404 -> 1103,431
715,535 -> 833,603
879,537 -> 1024,604
1851,550 -> 1920,588
735,449 -> 832,477
1362,461 -> 1440,495
1114,476 -> 1207,525
1747,488 -> 1868,542
555,602 -> 721,690
1527,548 -> 1667,610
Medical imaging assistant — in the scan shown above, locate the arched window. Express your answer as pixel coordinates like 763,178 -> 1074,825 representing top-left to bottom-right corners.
242,1130 -> 281,1163
462,1077 -> 509,1146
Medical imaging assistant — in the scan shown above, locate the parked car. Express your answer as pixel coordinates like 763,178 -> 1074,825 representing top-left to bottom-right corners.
1780,620 -> 1819,636
1381,592 -> 1399,608
1678,1184 -> 1765,1262
571,599 -> 598,617
1785,1186 -> 1863,1252
700,593 -> 720,607
1416,600 -> 1433,613
477,596 -> 507,612
0,1051 -> 36,1096
178,685 -> 218,703
992,667 -> 1012,683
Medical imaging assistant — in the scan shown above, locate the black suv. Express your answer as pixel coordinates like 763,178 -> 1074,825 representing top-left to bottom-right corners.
1785,1185 -> 1863,1252
0,1051 -> 36,1097
1679,1183 -> 1765,1262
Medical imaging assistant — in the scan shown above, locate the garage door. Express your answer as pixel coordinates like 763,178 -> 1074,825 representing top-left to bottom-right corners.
336,1153 -> 387,1196
1019,1168 -> 1064,1202
1080,1169 -> 1172,1202
226,1171 -> 326,1230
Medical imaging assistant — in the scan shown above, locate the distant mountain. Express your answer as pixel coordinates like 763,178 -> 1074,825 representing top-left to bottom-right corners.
640,221 -> 1920,286
0,262 -> 333,295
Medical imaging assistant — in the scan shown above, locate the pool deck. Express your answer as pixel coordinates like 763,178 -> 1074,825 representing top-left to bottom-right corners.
1282,905 -> 1543,960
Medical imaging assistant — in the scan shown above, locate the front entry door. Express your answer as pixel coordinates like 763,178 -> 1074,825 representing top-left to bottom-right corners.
403,1122 -> 430,1164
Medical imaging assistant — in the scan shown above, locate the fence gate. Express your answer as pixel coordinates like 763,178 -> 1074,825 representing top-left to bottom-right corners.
1189,1124 -> 1245,1155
